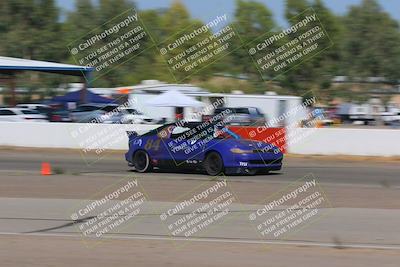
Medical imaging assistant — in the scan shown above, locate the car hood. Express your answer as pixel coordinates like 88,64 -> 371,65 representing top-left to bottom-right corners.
214,138 -> 280,153
22,114 -> 47,119
123,114 -> 150,119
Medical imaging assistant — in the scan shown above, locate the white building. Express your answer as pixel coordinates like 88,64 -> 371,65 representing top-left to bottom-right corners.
128,80 -> 308,127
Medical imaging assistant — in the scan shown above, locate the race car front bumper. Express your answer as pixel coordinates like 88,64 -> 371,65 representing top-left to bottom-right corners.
225,152 -> 283,170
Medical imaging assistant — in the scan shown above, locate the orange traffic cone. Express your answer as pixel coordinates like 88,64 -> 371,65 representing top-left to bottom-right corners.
41,162 -> 52,175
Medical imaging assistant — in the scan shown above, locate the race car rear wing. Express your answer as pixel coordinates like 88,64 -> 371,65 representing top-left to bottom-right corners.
126,131 -> 138,138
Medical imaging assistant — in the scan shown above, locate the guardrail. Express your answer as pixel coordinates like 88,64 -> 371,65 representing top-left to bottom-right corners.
0,122 -> 399,156
0,122 -> 159,150
287,127 -> 400,157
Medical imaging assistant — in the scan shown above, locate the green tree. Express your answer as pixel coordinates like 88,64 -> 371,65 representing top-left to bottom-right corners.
161,0 -> 192,39
63,0 -> 98,41
122,9 -> 174,84
0,0 -> 62,60
285,0 -> 309,21
97,0 -> 134,24
156,1 -> 213,82
309,0 -> 344,90
0,0 -> 65,95
343,0 -> 400,81
282,0 -> 343,99
229,0 -> 278,92
282,0 -> 314,94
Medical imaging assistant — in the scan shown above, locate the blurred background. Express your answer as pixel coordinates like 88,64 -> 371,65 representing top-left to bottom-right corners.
0,0 -> 399,126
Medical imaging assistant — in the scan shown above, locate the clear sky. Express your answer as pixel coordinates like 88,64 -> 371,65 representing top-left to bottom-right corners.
56,0 -> 400,27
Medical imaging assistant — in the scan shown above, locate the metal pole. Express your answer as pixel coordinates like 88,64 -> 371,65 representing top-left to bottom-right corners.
80,71 -> 92,104
80,75 -> 87,104
9,74 -> 16,107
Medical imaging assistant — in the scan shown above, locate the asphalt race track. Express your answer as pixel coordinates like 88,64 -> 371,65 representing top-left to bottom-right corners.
1,148 -> 399,186
0,148 -> 399,267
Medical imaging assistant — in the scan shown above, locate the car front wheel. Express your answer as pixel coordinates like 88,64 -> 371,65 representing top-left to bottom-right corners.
204,152 -> 224,176
133,150 -> 153,173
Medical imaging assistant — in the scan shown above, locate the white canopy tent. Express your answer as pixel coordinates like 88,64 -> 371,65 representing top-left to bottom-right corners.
145,90 -> 205,122
146,90 -> 204,107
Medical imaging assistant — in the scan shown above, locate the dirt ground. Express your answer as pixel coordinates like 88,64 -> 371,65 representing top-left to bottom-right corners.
1,148 -> 399,266
0,235 -> 399,267
0,173 -> 399,209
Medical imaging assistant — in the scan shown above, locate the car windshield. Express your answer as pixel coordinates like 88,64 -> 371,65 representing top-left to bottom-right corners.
125,109 -> 143,115
21,110 -> 40,115
102,105 -> 119,112
214,108 -> 227,114
233,108 -> 250,114
169,125 -> 240,140
215,108 -> 250,115
207,126 -> 241,140
36,106 -> 50,113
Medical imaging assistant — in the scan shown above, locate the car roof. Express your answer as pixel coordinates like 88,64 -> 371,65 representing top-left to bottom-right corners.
0,107 -> 30,111
216,107 -> 258,109
16,103 -> 48,106
141,122 -> 218,137
78,103 -> 119,107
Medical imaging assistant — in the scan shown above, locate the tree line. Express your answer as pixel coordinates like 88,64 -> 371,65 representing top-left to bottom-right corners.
0,0 -> 399,101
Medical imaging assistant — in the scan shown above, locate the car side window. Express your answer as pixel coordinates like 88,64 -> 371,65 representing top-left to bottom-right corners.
170,127 -> 191,139
75,106 -> 96,112
103,106 -> 118,112
73,107 -> 84,112
21,110 -> 40,115
157,125 -> 174,139
0,110 -> 16,115
84,106 -> 98,112
235,108 -> 250,114
256,108 -> 264,115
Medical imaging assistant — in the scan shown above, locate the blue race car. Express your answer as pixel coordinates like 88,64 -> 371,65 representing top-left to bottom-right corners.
125,122 -> 283,175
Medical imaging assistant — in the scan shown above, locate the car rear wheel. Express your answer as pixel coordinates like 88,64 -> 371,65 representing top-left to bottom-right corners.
204,152 -> 224,176
133,150 -> 152,173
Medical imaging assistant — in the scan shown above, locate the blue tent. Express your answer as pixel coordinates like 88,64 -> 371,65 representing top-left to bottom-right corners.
49,89 -> 114,105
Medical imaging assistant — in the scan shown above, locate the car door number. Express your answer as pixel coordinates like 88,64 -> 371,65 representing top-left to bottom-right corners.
144,139 -> 161,151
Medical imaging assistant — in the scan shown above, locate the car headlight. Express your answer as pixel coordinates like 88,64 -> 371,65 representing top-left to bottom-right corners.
230,148 -> 253,154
